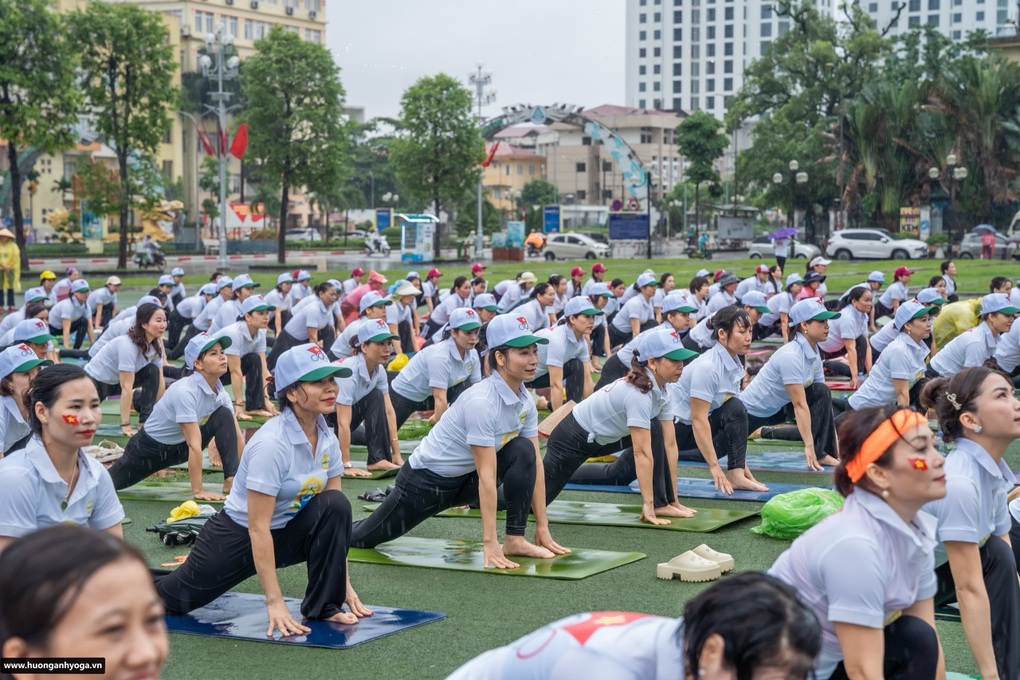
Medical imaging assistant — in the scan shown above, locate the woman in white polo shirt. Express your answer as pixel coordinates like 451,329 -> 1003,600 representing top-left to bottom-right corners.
107,333 -> 243,500
84,303 -> 166,437
156,344 -> 369,635
818,285 -> 873,388
758,273 -> 803,343
167,283 -> 216,354
190,276 -> 233,335
329,291 -> 391,361
87,276 -> 121,329
351,315 -> 569,569
929,293 -> 1018,378
515,282 -> 557,333
288,269 -> 313,304
390,308 -> 481,430
846,301 -> 936,414
267,280 -> 340,370
920,368 -> 1020,679
387,280 -> 421,356
741,299 -> 840,471
769,405 -> 946,680
705,272 -> 740,315
0,364 -> 123,552
424,275 -> 471,342
208,274 -> 260,334
671,306 -> 766,493
546,327 -> 699,523
220,295 -> 277,420
263,272 -> 294,337
48,279 -> 94,350
609,273 -> 658,346
526,296 -> 600,412
594,293 -> 697,390
586,282 -> 616,370
870,288 -> 947,361
874,266 -> 913,318
0,344 -> 52,458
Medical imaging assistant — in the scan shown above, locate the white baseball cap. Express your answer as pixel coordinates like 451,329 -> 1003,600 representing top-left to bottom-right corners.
0,344 -> 51,381
272,343 -> 350,397
741,291 -> 770,314
12,318 -> 54,344
106,276 -> 122,286
809,257 -> 832,267
171,267 -> 185,277
636,273 -> 658,288
295,270 -> 313,282
894,300 -> 937,330
137,295 -> 163,308
785,273 -> 805,289
23,288 -> 48,304
564,296 -> 603,317
867,271 -> 886,283
359,291 -> 392,313
158,275 -> 174,286
231,274 -> 260,291
635,327 -> 698,362
980,293 -> 1020,316
242,295 -> 275,314
199,283 -> 218,296
486,314 -> 550,348
660,293 -> 698,315
184,332 -> 232,370
755,264 -> 771,274
472,293 -> 498,311
357,317 -> 399,345
788,298 -> 840,327
71,279 -> 90,293
449,307 -> 483,331
915,288 -> 948,306
588,282 -> 615,298
276,272 -> 293,286
519,271 -> 538,284
215,276 -> 233,290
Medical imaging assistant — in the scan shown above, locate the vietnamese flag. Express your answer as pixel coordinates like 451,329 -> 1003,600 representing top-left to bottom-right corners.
230,123 -> 249,160
63,414 -> 79,425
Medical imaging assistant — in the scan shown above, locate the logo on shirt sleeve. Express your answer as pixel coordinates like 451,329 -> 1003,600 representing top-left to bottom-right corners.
561,612 -> 650,646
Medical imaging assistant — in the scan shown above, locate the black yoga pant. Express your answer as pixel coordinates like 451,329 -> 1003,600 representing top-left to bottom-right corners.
166,308 -> 191,350
934,535 -> 1020,680
526,358 -> 585,405
98,304 -> 114,329
752,320 -> 779,341
821,335 -> 868,376
219,353 -> 268,411
396,319 -> 414,355
672,396 -> 748,470
828,615 -> 939,680
168,323 -> 201,361
94,363 -> 160,424
566,446 -> 676,508
350,435 -> 537,548
107,406 -> 239,489
593,354 -> 628,391
874,300 -> 896,319
543,411 -> 673,506
590,324 -> 608,359
681,333 -> 707,365
745,383 -> 837,458
326,389 -> 392,465
389,380 -> 470,430
607,319 -> 656,349
156,490 -> 352,619
50,317 -> 88,350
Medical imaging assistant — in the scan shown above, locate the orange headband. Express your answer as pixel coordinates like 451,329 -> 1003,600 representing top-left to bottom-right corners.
846,410 -> 929,483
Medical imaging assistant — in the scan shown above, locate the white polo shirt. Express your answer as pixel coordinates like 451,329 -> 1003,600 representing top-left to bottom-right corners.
386,300 -> 413,326
758,291 -> 795,327
447,613 -> 683,680
735,276 -> 770,300
818,306 -> 869,354
878,280 -> 910,309
221,319 -> 267,357
392,339 -> 481,403
0,309 -> 24,337
209,298 -> 243,334
740,334 -> 823,418
573,370 -> 672,446
924,437 -> 1013,548
141,373 -> 232,445
929,321 -> 997,376
409,372 -> 538,478
611,295 -> 653,334
618,284 -> 641,307
263,289 -> 292,316
170,281 -> 186,301
84,335 -> 162,385
335,353 -> 389,405
87,287 -> 117,313
993,319 -> 1020,373
848,334 -> 928,409
769,490 -> 938,680
289,281 -> 311,303
192,295 -> 226,331
431,292 -> 469,326
0,436 -> 125,537
88,316 -> 133,358
515,298 -> 552,333
284,298 -> 332,341
670,343 -> 744,425
0,395 -> 30,455
686,315 -> 717,350
869,320 -> 900,354
944,275 -> 956,298
422,279 -> 439,301
705,290 -> 737,315
223,409 -> 342,530
534,324 -> 590,380
176,293 -> 206,320
48,297 -> 90,326
330,318 -> 366,359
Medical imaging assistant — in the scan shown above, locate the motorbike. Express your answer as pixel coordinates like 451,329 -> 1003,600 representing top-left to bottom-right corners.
526,243 -> 543,257
133,249 -> 166,271
363,234 -> 391,257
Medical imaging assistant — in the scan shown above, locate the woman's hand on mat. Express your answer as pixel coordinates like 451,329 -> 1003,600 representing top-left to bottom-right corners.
266,600 -> 311,638
804,448 -> 826,472
343,467 -> 372,478
344,587 -> 373,618
482,540 -> 520,569
639,506 -> 670,526
709,465 -> 734,495
193,489 -> 226,501
534,526 -> 571,555
121,425 -> 136,437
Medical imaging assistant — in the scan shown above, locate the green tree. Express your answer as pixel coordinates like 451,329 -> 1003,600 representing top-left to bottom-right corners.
242,27 -> 348,264
390,74 -> 484,257
676,111 -> 728,238
69,1 -> 177,268
520,178 -> 559,208
0,0 -> 81,268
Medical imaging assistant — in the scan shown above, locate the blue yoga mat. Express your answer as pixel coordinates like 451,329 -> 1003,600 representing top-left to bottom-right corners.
681,449 -> 834,475
565,478 -> 829,502
165,592 -> 446,648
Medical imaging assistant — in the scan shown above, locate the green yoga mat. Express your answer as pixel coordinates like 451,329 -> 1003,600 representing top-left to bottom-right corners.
407,501 -> 755,533
348,537 -> 644,580
117,481 -> 226,504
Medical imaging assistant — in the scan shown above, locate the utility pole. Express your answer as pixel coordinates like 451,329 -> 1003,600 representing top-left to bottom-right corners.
469,64 -> 495,259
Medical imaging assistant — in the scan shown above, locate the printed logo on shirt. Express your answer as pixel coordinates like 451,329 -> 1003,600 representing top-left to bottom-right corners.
85,500 -> 93,515
321,453 -> 330,469
307,345 -> 329,362
289,477 -> 323,515
560,612 -> 651,646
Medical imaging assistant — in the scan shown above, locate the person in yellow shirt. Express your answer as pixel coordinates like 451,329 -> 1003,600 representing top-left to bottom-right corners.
0,229 -> 22,312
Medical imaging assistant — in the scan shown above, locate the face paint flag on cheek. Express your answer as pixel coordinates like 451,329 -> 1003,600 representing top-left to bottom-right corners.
908,457 -> 928,471
63,414 -> 79,425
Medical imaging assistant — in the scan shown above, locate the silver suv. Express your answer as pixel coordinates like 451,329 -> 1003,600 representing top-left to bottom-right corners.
542,232 -> 610,261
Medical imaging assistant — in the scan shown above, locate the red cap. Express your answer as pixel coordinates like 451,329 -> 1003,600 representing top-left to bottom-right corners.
714,269 -> 726,282
756,264 -> 770,274
592,262 -> 607,273
471,263 -> 486,274
894,266 -> 915,278
352,267 -> 365,277
427,268 -> 443,278
571,266 -> 585,277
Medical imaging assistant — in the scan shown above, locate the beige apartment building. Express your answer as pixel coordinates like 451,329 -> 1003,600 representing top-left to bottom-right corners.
481,143 -> 547,217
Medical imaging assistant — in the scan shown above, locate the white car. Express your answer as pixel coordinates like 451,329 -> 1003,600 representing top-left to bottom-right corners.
747,236 -> 821,260
825,228 -> 928,261
284,228 -> 323,242
542,232 -> 610,261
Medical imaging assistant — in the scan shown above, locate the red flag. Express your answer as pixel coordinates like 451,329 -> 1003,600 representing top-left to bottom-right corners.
481,141 -> 500,168
192,119 -> 216,156
230,123 -> 249,160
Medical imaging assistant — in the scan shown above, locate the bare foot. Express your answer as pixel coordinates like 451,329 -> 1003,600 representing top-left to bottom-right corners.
818,454 -> 838,467
727,469 -> 769,492
208,440 -> 222,468
503,535 -> 555,559
748,426 -> 764,440
655,504 -> 696,518
324,611 -> 358,625
367,460 -> 399,471
248,409 -> 275,418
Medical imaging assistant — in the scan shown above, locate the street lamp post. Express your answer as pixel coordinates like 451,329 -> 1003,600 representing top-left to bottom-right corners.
199,23 -> 240,271
772,160 -> 808,237
944,153 -> 968,241
469,64 -> 495,259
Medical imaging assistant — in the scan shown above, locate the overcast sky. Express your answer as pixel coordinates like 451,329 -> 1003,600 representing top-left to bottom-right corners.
326,0 -> 625,120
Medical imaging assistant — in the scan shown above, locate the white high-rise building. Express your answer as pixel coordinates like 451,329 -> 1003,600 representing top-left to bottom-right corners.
624,0 -> 836,121
858,0 -> 1015,41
